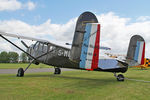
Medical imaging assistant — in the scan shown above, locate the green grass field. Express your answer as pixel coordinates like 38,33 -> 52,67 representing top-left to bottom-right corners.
0,63 -> 52,69
0,67 -> 150,100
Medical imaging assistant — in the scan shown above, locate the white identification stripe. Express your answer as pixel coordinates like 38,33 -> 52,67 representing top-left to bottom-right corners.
138,42 -> 144,64
85,24 -> 97,69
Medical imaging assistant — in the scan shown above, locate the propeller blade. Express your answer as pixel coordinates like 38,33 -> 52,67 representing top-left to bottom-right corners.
21,40 -> 29,48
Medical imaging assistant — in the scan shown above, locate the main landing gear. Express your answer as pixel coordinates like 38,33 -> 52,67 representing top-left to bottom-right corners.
17,60 -> 34,77
114,73 -> 125,81
17,65 -> 61,77
16,68 -> 24,77
16,67 -> 62,77
54,68 -> 61,74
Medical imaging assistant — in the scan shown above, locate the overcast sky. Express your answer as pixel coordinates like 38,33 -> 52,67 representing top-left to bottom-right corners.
0,0 -> 150,58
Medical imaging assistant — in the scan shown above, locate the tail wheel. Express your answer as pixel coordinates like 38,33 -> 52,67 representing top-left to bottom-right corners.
54,68 -> 61,74
117,74 -> 124,81
17,68 -> 24,77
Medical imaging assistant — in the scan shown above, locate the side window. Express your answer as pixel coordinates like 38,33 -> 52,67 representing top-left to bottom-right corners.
33,42 -> 38,49
39,43 -> 43,51
34,42 -> 39,51
49,45 -> 56,52
43,44 -> 47,52
49,46 -> 53,51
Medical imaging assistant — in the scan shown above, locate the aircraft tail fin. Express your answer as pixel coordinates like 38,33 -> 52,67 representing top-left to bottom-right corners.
69,12 -> 98,63
79,23 -> 100,70
126,35 -> 145,66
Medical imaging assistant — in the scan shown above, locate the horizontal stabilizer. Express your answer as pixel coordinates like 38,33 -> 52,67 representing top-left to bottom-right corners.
100,46 -> 111,50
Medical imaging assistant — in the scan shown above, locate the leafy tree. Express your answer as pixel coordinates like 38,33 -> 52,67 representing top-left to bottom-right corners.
0,51 -> 9,63
0,51 -> 19,63
8,52 -> 19,63
20,52 -> 28,63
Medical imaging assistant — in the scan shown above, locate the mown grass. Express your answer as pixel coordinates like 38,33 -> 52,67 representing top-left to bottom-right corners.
0,63 -> 52,69
0,67 -> 150,100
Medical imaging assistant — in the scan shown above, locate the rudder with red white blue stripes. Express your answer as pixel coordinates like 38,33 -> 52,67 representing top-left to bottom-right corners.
127,35 -> 145,66
80,23 -> 100,70
134,41 -> 145,65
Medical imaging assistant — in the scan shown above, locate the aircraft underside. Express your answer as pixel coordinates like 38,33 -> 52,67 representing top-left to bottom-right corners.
41,55 -> 128,73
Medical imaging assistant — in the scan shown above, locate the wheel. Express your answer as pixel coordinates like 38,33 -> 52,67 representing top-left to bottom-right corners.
35,62 -> 39,65
117,74 -> 124,81
54,68 -> 61,74
17,68 -> 24,77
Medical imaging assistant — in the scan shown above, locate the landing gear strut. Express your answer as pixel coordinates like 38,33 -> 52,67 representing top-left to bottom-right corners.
16,60 -> 34,77
114,73 -> 125,81
54,68 -> 61,74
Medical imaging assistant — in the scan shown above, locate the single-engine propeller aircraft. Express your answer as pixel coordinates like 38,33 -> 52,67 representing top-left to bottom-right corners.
0,12 -> 145,81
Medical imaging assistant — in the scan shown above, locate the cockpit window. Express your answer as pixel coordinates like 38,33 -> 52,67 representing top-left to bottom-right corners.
34,42 -> 48,53
49,46 -> 53,51
38,43 -> 42,51
49,45 -> 56,52
43,44 -> 47,52
34,42 -> 40,51
33,42 -> 38,49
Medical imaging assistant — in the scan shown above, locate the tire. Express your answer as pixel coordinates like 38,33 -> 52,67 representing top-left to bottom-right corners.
17,68 -> 24,77
35,62 -> 39,65
117,74 -> 124,81
54,68 -> 61,74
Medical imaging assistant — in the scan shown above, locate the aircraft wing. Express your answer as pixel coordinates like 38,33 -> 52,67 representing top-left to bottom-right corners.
0,31 -> 49,43
100,46 -> 111,50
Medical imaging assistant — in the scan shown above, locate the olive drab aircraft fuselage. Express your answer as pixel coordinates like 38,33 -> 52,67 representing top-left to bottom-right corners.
0,12 -> 146,81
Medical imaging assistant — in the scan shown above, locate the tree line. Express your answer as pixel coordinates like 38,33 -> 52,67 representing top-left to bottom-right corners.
0,51 -> 28,63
